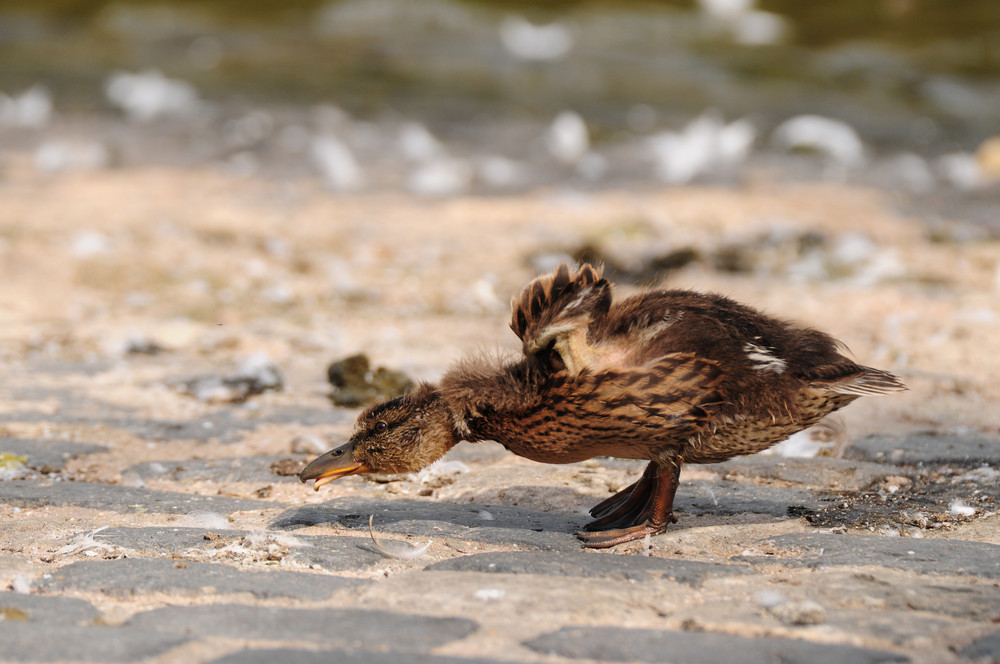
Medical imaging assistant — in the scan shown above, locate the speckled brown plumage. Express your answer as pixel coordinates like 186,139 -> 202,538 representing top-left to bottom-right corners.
301,263 -> 906,548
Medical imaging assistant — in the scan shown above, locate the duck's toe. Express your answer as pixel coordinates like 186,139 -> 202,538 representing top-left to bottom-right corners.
584,498 -> 651,532
576,522 -> 670,549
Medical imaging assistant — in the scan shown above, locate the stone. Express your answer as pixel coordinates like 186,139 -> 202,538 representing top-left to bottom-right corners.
0,624 -> 189,662
33,558 -> 366,600
0,388 -> 260,442
767,599 -> 827,625
524,626 -> 909,663
0,591 -> 100,625
128,455 -> 311,484
0,438 -> 108,473
245,406 -> 351,427
427,551 -> 755,587
125,605 -> 478,651
282,535 -> 401,571
92,527 -> 388,572
0,480 -> 280,514
961,630 -> 1000,660
271,498 -> 581,551
0,586 -> 189,661
677,479 -> 828,517
743,533 -> 1000,578
86,526 -> 245,553
209,650 -> 499,664
846,433 -> 1000,466
94,415 -> 259,443
702,456 -> 901,492
802,572 -> 1000,621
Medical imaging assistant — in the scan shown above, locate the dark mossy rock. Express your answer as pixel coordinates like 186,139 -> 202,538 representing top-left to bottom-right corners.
327,354 -> 415,407
566,243 -> 701,285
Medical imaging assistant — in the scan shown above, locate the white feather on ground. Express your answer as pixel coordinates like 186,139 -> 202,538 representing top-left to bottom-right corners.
368,515 -> 431,560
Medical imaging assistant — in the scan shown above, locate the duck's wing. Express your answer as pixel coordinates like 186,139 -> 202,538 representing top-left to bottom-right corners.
569,352 -> 728,445
510,263 -> 611,374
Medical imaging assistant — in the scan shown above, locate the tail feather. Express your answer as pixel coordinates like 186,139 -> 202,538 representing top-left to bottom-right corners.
819,366 -> 907,397
510,263 -> 611,356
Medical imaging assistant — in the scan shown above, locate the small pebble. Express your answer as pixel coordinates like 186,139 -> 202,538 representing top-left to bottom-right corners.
768,599 -> 827,625
270,458 -> 306,476
290,434 -> 329,455
474,588 -> 506,601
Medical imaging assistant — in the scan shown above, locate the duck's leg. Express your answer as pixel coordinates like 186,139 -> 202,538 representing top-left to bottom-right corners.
584,462 -> 657,526
577,463 -> 681,549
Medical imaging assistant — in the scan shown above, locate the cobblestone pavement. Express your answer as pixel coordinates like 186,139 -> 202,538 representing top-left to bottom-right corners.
1,356 -> 999,664
1,169 -> 999,663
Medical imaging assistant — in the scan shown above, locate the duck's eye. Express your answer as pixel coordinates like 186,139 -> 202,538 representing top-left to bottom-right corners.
375,420 -> 387,433
332,448 -> 345,457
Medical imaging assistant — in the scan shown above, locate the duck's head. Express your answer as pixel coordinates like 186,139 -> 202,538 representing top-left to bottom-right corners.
299,383 -> 459,490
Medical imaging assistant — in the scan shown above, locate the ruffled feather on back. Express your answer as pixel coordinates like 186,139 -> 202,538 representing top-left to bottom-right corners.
509,263 -> 610,374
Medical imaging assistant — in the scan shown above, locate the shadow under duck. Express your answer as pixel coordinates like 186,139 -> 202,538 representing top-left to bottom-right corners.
301,264 -> 906,548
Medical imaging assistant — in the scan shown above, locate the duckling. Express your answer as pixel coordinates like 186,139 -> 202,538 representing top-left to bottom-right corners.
301,264 -> 905,548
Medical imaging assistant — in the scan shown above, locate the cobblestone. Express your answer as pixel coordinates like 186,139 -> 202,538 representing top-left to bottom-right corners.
961,630 -> 1000,660
0,438 -> 108,473
209,650 -> 501,664
32,558 -> 367,600
1,480 -> 278,514
124,605 -> 479,650
128,455 -> 310,484
523,626 -> 910,663
748,532 -> 1000,577
0,624 -> 191,662
847,433 -> 1000,466
427,551 -> 755,586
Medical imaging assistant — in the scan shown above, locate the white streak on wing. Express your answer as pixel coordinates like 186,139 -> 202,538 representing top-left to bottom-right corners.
633,313 -> 677,346
562,287 -> 591,311
744,342 -> 787,373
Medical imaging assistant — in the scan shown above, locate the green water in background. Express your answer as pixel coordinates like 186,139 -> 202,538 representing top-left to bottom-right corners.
1,0 -> 998,148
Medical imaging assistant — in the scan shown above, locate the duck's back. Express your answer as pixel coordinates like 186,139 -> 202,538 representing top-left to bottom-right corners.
589,288 -> 901,461
595,289 -> 844,378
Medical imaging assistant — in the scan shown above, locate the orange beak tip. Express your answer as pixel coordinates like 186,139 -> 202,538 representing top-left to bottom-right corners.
303,462 -> 370,493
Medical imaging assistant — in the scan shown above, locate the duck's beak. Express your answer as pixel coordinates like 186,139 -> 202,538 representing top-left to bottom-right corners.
298,441 -> 371,490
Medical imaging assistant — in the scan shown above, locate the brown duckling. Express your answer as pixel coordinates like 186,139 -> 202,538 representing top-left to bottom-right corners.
301,264 -> 905,548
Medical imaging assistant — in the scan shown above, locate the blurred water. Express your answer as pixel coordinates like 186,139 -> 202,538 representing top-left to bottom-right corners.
1,0 -> 997,146
1,0 -> 998,222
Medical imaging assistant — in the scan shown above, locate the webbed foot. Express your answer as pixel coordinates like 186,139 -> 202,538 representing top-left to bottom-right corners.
578,461 -> 681,549
577,517 -> 676,549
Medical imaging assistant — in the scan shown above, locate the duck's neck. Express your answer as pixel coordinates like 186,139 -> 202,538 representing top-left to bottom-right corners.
405,383 -> 466,467
439,354 -> 536,445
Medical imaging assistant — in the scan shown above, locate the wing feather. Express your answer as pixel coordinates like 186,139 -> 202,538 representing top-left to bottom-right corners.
510,264 -> 611,372
572,353 -> 727,438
